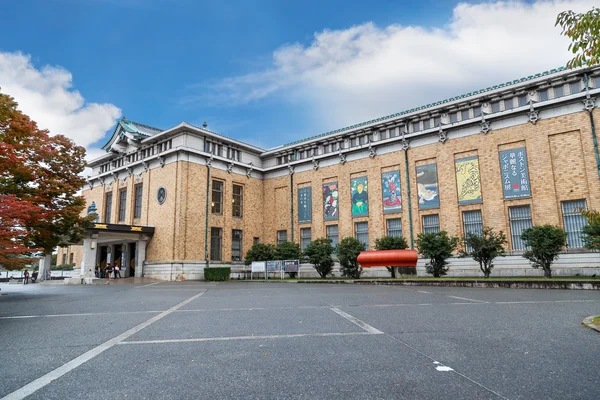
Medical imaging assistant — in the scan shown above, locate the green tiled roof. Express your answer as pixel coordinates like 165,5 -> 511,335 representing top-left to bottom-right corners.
277,66 -> 566,149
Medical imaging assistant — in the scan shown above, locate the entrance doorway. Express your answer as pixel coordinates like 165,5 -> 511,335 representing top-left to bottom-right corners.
128,242 -> 136,277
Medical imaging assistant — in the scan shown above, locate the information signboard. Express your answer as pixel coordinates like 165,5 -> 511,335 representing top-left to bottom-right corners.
282,260 -> 299,273
266,260 -> 282,272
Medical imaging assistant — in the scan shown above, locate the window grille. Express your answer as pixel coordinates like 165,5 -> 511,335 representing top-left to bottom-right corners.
232,230 -> 242,261
450,113 -> 458,123
461,110 -> 469,121
504,98 -> 514,110
518,95 -> 528,107
422,214 -> 440,234
462,210 -> 483,252
301,228 -> 312,251
386,218 -> 402,237
509,205 -> 533,251
412,121 -> 420,132
473,106 -> 481,117
554,85 -> 564,98
134,184 -> 143,219
561,200 -> 588,248
232,184 -> 243,217
570,82 -> 580,95
355,222 -> 369,250
326,225 -> 339,247
210,227 -> 222,261
118,189 -> 127,222
423,119 -> 431,130
105,193 -> 112,223
211,180 -> 223,214
277,230 -> 287,245
491,101 -> 501,113
539,89 -> 549,101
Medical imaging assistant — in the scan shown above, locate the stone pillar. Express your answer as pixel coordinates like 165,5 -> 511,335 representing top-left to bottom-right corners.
81,238 -> 98,279
136,239 -> 147,278
38,253 -> 53,282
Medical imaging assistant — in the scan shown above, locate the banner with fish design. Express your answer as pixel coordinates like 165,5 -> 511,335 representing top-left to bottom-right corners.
416,164 -> 440,210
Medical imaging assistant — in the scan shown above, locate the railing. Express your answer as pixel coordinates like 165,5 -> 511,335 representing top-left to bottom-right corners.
0,270 -> 74,282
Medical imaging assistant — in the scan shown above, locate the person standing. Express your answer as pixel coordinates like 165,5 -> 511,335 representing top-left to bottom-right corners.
114,263 -> 121,279
23,269 -> 29,285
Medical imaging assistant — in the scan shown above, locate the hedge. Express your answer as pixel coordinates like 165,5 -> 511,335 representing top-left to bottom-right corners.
204,267 -> 231,281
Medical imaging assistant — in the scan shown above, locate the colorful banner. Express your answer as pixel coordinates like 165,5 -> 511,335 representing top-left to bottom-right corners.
298,187 -> 312,223
500,147 -> 531,199
266,260 -> 282,272
282,260 -> 300,273
351,176 -> 369,217
416,164 -> 440,209
381,170 -> 402,214
323,182 -> 339,220
455,156 -> 482,204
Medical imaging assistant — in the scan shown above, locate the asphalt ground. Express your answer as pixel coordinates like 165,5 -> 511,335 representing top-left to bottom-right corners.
0,280 -> 599,400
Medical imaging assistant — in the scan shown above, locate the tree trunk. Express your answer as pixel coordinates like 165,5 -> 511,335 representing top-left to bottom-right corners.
388,267 -> 396,278
544,268 -> 552,278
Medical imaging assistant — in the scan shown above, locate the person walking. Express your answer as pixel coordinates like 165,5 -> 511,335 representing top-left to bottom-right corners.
114,263 -> 121,279
23,269 -> 29,285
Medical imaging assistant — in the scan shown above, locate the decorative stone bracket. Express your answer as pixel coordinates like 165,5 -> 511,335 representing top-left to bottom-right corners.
157,156 -> 165,168
480,113 -> 491,134
438,125 -> 448,143
368,143 -> 377,158
312,156 -> 320,170
288,164 -> 295,175
227,161 -> 234,174
246,162 -> 254,178
339,151 -> 347,165
528,102 -> 540,125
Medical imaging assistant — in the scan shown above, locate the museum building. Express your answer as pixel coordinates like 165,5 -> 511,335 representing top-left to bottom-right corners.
58,65 -> 600,281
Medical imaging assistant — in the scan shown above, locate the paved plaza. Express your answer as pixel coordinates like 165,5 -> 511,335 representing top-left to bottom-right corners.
0,280 -> 599,399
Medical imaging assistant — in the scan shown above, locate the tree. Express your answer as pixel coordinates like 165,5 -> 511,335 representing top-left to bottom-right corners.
337,237 -> 365,279
303,238 -> 334,278
0,92 -> 90,269
521,225 -> 567,278
581,210 -> 600,250
416,231 -> 458,278
556,7 -> 600,68
275,241 -> 301,278
374,235 -> 409,278
461,227 -> 507,278
244,243 -> 276,265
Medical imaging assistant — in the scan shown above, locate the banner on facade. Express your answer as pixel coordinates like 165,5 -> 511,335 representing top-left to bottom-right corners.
351,176 -> 369,217
282,260 -> 300,273
323,182 -> 339,220
298,187 -> 312,223
499,147 -> 531,199
381,170 -> 402,214
416,164 -> 440,209
455,156 -> 482,205
266,260 -> 282,272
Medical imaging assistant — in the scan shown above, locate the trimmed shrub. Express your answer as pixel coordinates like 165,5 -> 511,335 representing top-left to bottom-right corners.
244,243 -> 276,266
303,238 -> 335,278
204,267 -> 231,281
521,225 -> 567,278
416,231 -> 459,278
461,227 -> 507,278
337,237 -> 365,279
374,235 -> 409,278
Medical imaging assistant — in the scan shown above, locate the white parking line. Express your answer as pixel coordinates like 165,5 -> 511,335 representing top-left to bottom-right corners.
329,307 -> 384,334
134,282 -> 161,288
0,310 -> 162,320
495,299 -> 596,304
0,292 -> 205,400
447,295 -> 488,303
119,331 -> 375,345
417,290 -> 431,294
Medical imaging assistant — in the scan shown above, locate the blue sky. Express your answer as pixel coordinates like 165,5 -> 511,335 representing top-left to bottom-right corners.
0,0 -> 591,157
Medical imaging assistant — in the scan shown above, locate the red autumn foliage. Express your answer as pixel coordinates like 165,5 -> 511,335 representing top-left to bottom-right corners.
0,91 -> 92,269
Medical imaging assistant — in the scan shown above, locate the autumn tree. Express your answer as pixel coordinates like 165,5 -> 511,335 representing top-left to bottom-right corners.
0,91 -> 90,269
556,7 -> 600,68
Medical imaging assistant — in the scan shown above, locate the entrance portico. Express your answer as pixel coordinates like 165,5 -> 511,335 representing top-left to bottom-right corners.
72,223 -> 154,283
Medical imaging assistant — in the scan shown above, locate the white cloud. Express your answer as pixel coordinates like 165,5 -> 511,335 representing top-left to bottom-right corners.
206,0 -> 597,130
0,52 -> 121,150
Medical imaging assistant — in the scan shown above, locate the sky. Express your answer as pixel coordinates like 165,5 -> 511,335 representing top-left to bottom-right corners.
0,0 -> 596,161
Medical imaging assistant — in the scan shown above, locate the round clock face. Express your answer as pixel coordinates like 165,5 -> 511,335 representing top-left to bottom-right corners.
157,187 -> 166,205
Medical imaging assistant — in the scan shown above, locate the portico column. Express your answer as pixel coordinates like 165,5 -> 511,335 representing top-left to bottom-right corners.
81,238 -> 98,279
38,253 -> 52,281
136,239 -> 147,278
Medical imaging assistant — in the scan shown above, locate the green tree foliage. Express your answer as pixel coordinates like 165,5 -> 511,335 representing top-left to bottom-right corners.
244,243 -> 276,266
374,235 -> 409,278
275,241 -> 301,261
336,237 -> 365,279
461,227 -> 507,278
556,7 -> 600,68
303,238 -> 335,278
581,210 -> 600,250
416,231 -> 459,278
521,225 -> 567,278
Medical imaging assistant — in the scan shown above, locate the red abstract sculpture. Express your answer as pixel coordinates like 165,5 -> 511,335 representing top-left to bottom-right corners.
357,250 -> 418,268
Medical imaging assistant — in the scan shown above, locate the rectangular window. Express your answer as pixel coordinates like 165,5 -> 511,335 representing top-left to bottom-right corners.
350,138 -> 357,147
450,113 -> 458,123
232,184 -> 243,217
518,95 -> 528,107
211,180 -> 223,215
232,230 -> 242,261
118,189 -> 127,222
434,116 -> 442,127
570,82 -> 580,95
134,184 -> 143,219
509,205 -> 533,251
461,110 -> 469,121
422,214 -> 440,234
554,85 -> 564,98
104,192 -> 113,223
300,228 -> 312,251
62,253 -> 67,265
561,199 -> 588,248
504,98 -> 514,110
462,210 -> 483,252
326,225 -> 339,247
69,253 -> 74,265
539,89 -> 549,101
355,222 -> 369,250
359,136 -> 367,145
389,127 -> 398,137
594,76 -> 600,89
473,106 -> 481,118
491,101 -> 501,113
412,121 -> 420,132
423,119 -> 431,130
210,227 -> 222,261
277,230 -> 287,245
386,218 -> 402,237
253,237 -> 260,245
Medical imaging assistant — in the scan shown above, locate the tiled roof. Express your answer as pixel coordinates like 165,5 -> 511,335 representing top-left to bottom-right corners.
276,66 -> 567,149
119,119 -> 163,137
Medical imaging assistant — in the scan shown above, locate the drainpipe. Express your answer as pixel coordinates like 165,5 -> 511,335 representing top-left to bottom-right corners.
290,170 -> 294,242
205,161 -> 211,268
404,149 -> 414,249
584,73 -> 600,178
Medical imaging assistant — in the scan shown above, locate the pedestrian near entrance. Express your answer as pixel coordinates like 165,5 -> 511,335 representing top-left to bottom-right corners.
23,269 -> 29,285
105,265 -> 112,280
114,263 -> 121,279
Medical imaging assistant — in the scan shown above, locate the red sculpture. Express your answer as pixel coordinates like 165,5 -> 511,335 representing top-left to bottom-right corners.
357,250 -> 418,268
